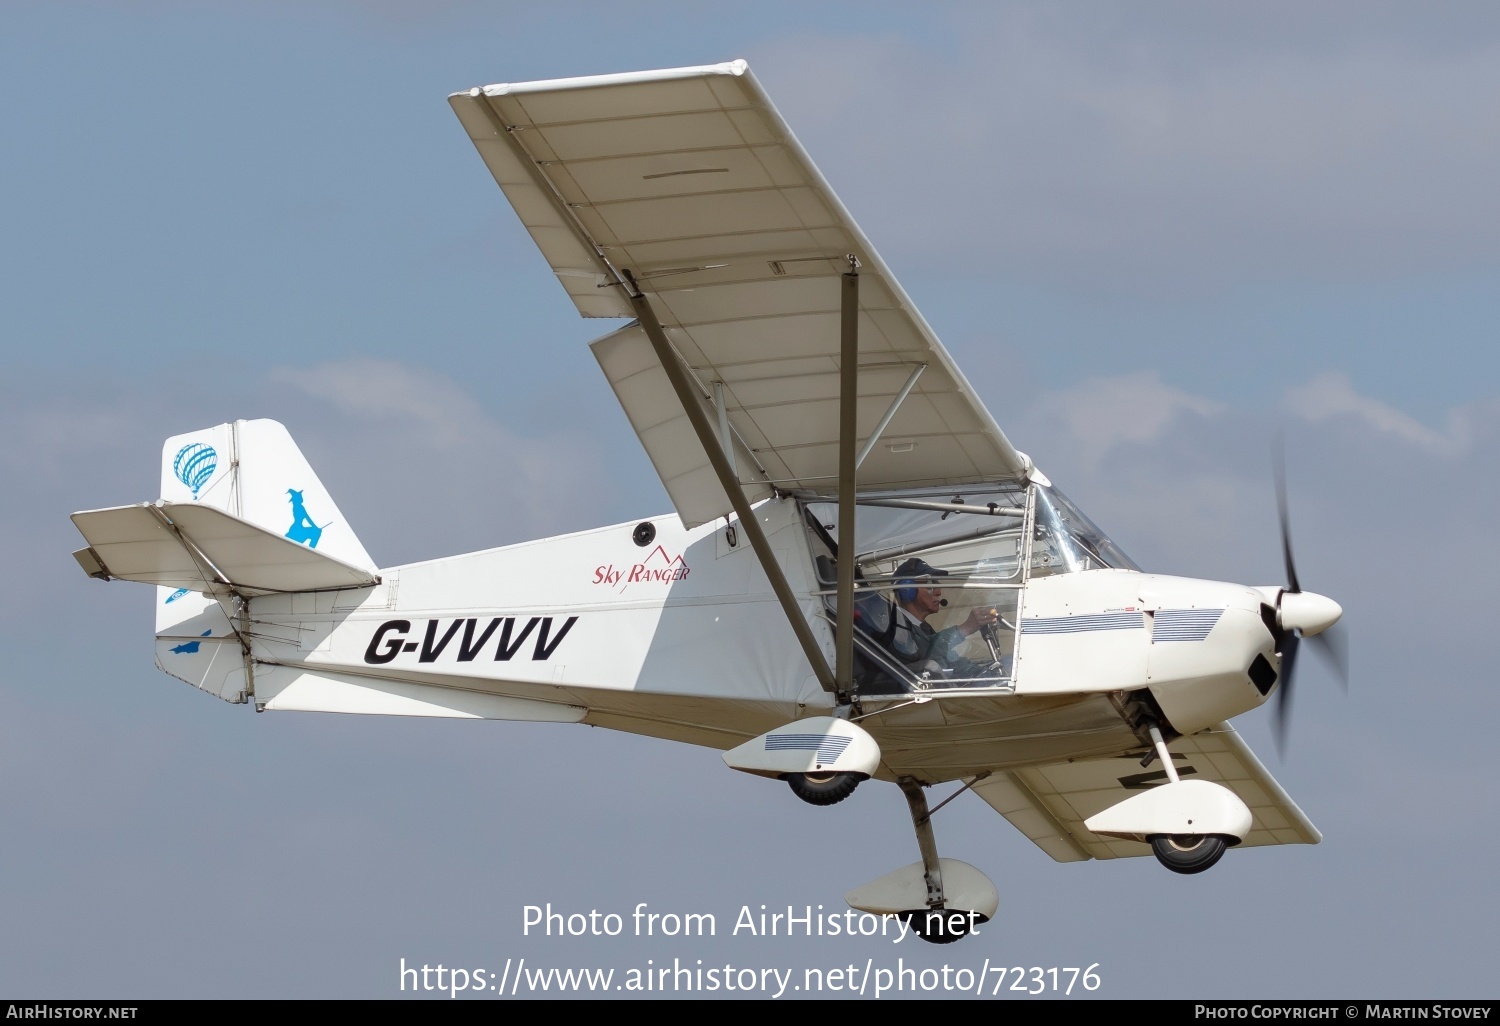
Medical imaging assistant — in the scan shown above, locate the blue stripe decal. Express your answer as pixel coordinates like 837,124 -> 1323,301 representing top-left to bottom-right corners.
1153,608 -> 1224,642
1021,612 -> 1144,635
765,734 -> 853,762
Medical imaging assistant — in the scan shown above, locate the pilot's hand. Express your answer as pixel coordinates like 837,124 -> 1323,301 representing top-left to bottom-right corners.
962,606 -> 1000,635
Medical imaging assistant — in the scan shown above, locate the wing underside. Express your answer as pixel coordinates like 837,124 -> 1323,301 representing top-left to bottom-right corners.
450,61 -> 1030,527
970,723 -> 1321,862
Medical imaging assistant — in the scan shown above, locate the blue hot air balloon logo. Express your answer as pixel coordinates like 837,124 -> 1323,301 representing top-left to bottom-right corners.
173,443 -> 217,499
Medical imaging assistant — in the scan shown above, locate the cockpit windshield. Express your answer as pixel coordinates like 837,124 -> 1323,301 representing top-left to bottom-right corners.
1030,485 -> 1139,576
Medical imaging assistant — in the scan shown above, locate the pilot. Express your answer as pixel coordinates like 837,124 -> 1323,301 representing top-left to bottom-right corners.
890,557 -> 1005,682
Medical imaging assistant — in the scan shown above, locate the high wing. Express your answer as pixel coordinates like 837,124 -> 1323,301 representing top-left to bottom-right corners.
970,723 -> 1321,862
450,61 -> 1032,528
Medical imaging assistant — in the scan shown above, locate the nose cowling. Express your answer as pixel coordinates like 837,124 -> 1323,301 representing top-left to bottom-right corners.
1278,591 -> 1342,636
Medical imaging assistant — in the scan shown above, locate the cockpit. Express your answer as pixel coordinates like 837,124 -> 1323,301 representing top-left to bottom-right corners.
801,484 -> 1137,697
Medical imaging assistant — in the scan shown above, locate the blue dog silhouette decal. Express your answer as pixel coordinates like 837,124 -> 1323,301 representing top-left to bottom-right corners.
170,630 -> 213,655
285,489 -> 327,548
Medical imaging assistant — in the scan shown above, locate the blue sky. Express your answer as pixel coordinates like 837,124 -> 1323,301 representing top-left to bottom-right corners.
2,1 -> 1497,998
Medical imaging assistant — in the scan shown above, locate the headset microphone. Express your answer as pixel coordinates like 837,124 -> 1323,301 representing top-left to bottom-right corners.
939,598 -> 948,607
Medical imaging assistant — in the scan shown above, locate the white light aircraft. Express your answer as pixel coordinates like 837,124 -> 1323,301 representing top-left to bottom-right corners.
71,61 -> 1347,943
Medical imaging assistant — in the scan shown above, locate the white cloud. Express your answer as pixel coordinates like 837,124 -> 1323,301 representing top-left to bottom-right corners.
1285,371 -> 1456,452
1031,370 -> 1224,468
278,358 -> 504,449
273,358 -> 611,563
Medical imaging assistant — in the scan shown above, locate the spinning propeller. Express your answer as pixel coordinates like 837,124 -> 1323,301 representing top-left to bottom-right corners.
1268,441 -> 1348,751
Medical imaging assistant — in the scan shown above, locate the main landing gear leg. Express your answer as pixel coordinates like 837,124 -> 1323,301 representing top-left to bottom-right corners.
898,776 -> 946,913
896,777 -> 980,945
845,778 -> 999,942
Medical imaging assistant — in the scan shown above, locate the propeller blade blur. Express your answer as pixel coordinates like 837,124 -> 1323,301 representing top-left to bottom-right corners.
1274,630 -> 1300,755
1274,435 -> 1301,595
1310,621 -> 1349,693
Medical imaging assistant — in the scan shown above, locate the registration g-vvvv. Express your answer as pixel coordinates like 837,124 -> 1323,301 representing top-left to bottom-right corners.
71,61 -> 1345,944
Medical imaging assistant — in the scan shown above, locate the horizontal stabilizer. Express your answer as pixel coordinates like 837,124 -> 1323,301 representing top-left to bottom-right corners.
71,502 -> 380,596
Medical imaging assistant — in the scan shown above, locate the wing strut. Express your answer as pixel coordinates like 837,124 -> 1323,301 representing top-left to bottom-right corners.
622,272 -> 838,695
835,258 -> 859,700
856,363 -> 925,469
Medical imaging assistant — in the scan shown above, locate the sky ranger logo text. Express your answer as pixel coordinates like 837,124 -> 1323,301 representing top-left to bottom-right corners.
593,545 -> 690,592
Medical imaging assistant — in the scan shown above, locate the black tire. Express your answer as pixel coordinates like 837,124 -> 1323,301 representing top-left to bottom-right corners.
901,908 -> 988,944
1149,834 -> 1230,875
785,772 -> 861,806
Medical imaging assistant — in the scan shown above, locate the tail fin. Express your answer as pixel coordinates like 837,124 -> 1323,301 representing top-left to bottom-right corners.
145,419 -> 376,703
160,419 -> 375,571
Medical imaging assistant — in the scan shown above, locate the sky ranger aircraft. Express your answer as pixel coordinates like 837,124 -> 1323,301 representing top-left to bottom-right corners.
70,61 -> 1347,943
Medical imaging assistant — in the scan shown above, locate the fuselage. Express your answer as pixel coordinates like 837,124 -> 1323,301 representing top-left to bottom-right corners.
156,497 -> 1290,784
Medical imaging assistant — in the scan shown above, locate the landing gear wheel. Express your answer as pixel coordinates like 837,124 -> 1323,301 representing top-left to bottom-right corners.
901,908 -> 987,944
1149,834 -> 1229,875
785,772 -> 860,806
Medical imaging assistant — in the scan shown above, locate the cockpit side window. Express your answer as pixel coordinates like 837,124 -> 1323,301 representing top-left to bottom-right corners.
801,483 -> 1136,698
802,490 -> 1026,696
